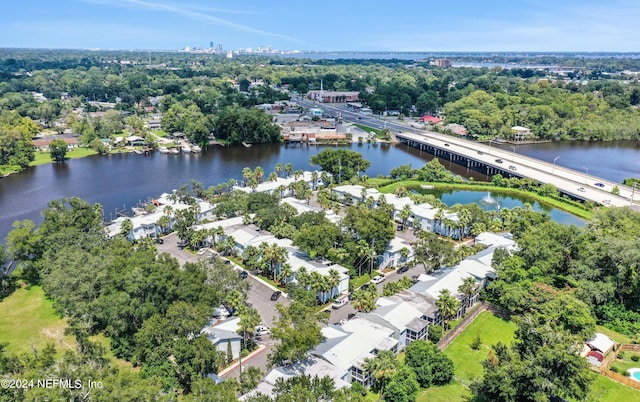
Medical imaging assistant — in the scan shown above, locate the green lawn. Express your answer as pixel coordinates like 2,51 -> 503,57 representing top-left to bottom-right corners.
596,325 -> 634,344
0,285 -> 76,356
589,374 -> 640,401
415,311 -> 517,402
444,311 -> 517,384
30,148 -> 98,166
609,351 -> 640,375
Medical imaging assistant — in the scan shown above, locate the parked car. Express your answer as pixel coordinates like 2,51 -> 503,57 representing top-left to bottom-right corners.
255,325 -> 270,336
347,313 -> 356,320
370,275 -> 385,285
397,265 -> 409,274
270,291 -> 282,301
177,240 -> 188,249
154,237 -> 164,244
595,182 -> 605,188
197,248 -> 208,255
495,158 -> 503,163
332,298 -> 348,309
509,165 -> 517,171
238,271 -> 248,279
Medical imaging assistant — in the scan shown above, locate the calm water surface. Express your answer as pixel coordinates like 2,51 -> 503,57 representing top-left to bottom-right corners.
1,140 -> 638,239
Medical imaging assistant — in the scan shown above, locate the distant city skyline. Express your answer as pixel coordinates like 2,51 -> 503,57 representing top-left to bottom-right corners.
2,0 -> 639,52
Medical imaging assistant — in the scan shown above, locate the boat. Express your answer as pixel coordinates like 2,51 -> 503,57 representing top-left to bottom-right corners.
169,148 -> 179,154
159,146 -> 169,154
181,144 -> 191,153
134,149 -> 144,155
191,144 -> 202,153
242,141 -> 252,147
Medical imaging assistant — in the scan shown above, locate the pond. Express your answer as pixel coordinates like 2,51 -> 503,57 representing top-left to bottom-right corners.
420,188 -> 586,227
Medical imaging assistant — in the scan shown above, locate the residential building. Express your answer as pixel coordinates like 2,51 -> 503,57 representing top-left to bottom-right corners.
201,316 -> 242,361
511,126 -> 533,141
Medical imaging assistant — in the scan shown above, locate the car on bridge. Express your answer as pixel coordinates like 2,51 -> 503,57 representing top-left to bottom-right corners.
477,151 -> 484,155
495,158 -> 503,163
509,165 -> 517,171
578,187 -> 586,192
594,182 -> 605,188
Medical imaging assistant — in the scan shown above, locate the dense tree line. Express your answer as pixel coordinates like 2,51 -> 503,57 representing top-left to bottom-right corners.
4,197 -> 251,396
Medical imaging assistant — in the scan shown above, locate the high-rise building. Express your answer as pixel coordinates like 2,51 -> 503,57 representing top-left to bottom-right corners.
210,41 -> 214,49
434,58 -> 452,68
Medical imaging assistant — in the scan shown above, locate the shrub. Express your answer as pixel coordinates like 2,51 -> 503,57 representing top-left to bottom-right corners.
631,355 -> 640,362
471,334 -> 482,350
428,325 -> 443,343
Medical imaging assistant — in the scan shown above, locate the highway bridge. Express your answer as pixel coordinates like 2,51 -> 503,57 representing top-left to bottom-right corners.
294,97 -> 637,209
395,131 -> 636,208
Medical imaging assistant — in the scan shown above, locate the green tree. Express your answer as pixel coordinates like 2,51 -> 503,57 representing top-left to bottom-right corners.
310,149 -> 370,183
48,139 -> 68,162
362,350 -> 398,394
436,289 -> 460,329
404,340 -> 454,388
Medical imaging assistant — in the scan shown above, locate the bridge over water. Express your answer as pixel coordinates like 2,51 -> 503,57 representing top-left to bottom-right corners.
395,131 -> 637,208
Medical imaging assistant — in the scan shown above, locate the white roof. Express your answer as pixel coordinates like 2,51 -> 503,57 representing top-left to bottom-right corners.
194,216 -> 245,231
370,297 -> 425,331
233,171 -> 319,194
586,333 -> 615,354
315,318 -> 395,372
422,258 -> 490,299
474,232 -> 517,250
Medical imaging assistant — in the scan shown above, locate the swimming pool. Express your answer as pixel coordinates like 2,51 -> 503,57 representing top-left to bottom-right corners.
628,368 -> 640,381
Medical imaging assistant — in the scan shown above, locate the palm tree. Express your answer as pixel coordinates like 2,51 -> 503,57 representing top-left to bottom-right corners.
277,263 -> 293,286
354,239 -> 373,277
400,204 -> 413,229
237,306 -> 261,349
311,171 -> 319,191
261,242 -> 288,282
268,172 -> 278,182
120,218 -> 133,239
253,166 -> 264,183
296,266 -> 310,288
242,167 -> 253,186
362,350 -> 398,394
157,215 -> 170,234
249,177 -> 259,193
275,162 -> 283,178
458,276 -> 478,309
285,163 -> 293,177
350,289 -> 368,312
436,289 -> 460,329
293,169 -> 303,181
327,269 -> 341,299
394,186 -> 407,197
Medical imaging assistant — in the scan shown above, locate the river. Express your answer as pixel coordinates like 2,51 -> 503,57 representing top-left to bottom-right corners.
1,140 -> 638,240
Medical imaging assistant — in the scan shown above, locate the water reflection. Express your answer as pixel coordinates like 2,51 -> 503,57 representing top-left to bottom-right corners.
422,188 -> 586,227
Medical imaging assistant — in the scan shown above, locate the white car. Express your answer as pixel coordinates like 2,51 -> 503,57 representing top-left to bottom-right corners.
255,325 -> 270,336
197,248 -> 208,255
370,275 -> 385,285
332,298 -> 348,309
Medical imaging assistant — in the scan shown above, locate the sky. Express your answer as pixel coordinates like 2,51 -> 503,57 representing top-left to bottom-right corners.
1,0 -> 639,52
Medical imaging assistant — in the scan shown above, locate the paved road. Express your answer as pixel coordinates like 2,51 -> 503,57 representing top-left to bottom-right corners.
156,232 -> 289,377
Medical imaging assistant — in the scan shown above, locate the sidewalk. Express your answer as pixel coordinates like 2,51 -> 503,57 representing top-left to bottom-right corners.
218,343 -> 267,377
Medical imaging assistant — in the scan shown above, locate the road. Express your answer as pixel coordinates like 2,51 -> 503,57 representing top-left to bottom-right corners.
156,232 -> 289,378
296,98 -> 636,208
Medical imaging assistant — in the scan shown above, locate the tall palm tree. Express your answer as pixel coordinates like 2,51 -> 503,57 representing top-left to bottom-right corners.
400,204 -> 413,229
242,167 -> 253,186
458,276 -> 478,309
350,289 -> 368,312
394,185 -> 407,197
237,306 -> 261,349
436,289 -> 460,329
311,171 -> 319,191
285,163 -> 293,177
253,166 -> 264,183
277,263 -> 293,286
268,172 -> 278,182
327,269 -> 341,299
275,162 -> 283,178
296,266 -> 310,289
261,242 -> 288,282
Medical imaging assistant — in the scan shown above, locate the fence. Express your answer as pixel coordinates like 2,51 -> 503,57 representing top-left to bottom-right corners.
599,343 -> 640,391
436,302 -> 512,351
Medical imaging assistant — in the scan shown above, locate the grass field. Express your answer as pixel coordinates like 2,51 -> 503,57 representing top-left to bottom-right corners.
30,148 -> 98,166
0,285 -> 76,356
415,311 -> 517,401
589,374 -> 640,401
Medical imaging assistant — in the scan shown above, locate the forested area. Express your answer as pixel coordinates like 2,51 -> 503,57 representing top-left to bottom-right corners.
1,49 -> 640,174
